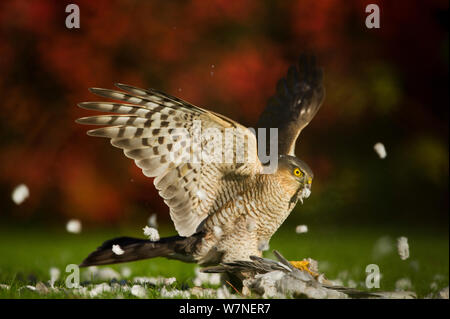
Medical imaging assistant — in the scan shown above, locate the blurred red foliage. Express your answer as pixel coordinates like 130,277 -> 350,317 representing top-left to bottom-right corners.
0,0 -> 447,225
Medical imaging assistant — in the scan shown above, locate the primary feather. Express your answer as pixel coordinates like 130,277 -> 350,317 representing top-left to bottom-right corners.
257,54 -> 325,156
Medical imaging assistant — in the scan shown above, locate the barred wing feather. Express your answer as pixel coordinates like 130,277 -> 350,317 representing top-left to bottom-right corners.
76,83 -> 262,236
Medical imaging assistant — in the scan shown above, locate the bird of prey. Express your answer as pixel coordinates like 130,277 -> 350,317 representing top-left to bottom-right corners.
77,55 -> 325,270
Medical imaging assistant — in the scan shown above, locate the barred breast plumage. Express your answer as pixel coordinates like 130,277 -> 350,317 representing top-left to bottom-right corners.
195,173 -> 297,264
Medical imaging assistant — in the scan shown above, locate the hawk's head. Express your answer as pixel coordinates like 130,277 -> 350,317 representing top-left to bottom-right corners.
277,155 -> 313,204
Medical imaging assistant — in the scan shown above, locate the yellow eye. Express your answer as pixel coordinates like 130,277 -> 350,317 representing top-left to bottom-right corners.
293,168 -> 302,177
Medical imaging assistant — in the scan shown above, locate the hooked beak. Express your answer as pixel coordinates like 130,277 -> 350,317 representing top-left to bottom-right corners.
298,180 -> 312,204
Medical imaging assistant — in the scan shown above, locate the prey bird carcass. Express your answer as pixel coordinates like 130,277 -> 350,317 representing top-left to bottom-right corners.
202,250 -> 416,299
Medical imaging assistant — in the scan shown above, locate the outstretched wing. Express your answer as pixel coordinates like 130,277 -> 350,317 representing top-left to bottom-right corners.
257,54 -> 325,156
76,84 -> 262,237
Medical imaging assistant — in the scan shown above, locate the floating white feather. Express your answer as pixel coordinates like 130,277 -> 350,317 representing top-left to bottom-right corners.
11,184 -> 29,205
66,219 -> 82,234
112,244 -> 125,255
143,226 -> 160,241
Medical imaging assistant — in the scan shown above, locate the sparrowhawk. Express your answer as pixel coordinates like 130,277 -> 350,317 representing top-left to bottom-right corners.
78,55 -> 325,268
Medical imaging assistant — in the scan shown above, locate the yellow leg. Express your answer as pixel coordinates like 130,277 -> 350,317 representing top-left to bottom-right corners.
290,260 -> 319,278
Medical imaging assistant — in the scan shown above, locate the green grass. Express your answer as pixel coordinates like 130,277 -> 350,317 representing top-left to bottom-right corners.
0,224 -> 448,298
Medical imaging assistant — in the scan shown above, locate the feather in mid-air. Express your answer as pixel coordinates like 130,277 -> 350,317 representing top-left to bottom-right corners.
77,55 -> 325,276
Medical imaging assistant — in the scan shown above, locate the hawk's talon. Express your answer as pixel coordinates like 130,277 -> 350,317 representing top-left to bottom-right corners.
290,260 -> 319,278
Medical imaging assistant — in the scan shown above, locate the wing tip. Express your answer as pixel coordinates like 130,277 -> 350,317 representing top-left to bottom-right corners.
77,101 -> 97,110
88,87 -> 105,94
114,82 -> 130,90
86,128 -> 107,137
74,117 -> 87,125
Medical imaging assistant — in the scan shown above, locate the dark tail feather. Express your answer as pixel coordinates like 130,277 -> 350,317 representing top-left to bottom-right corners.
79,234 -> 202,267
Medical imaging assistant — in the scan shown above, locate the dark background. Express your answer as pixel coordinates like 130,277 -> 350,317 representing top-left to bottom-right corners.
0,0 -> 448,232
